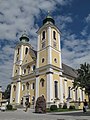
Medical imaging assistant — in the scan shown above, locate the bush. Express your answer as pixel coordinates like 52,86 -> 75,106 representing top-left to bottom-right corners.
69,105 -> 75,109
6,104 -> 13,110
63,104 -> 67,109
50,105 -> 57,111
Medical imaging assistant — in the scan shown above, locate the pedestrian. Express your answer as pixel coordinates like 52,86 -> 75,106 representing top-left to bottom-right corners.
25,100 -> 29,112
83,99 -> 88,113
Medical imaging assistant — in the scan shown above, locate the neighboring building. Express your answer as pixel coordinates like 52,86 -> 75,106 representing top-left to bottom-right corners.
10,14 -> 88,109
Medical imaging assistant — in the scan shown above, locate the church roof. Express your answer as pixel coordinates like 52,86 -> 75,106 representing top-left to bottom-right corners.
62,63 -> 78,79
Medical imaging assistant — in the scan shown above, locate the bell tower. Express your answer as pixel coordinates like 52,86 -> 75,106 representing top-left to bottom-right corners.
36,14 -> 63,105
10,32 -> 31,104
37,14 -> 62,68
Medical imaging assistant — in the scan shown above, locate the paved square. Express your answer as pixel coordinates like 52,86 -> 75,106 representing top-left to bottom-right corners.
0,109 -> 90,120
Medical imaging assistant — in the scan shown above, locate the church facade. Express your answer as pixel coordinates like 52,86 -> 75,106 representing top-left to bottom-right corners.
10,15 -> 88,109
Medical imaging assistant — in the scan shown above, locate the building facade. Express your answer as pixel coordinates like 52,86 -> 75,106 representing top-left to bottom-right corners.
10,15 -> 88,109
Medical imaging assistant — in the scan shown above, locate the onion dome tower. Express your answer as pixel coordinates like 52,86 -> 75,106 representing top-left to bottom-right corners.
43,11 -> 55,25
19,32 -> 29,43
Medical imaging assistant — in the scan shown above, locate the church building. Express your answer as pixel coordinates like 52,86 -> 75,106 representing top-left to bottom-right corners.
10,14 -> 88,109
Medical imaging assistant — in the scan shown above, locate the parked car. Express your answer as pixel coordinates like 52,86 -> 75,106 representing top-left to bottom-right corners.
1,104 -> 6,111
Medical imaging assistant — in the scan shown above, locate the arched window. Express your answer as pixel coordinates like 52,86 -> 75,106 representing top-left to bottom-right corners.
40,78 -> 44,87
54,81 -> 58,98
27,65 -> 30,73
33,65 -> 36,71
13,85 -> 16,91
25,47 -> 28,54
42,58 -> 45,63
15,70 -> 17,73
68,87 -> 71,98
23,69 -> 26,74
26,82 -> 29,90
53,31 -> 56,40
17,48 -> 19,55
42,31 -> 45,40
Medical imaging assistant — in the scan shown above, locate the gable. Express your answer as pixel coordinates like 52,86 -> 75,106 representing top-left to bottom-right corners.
22,53 -> 34,66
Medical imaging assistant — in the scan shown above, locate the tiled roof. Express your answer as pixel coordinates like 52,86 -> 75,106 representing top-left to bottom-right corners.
62,63 -> 78,79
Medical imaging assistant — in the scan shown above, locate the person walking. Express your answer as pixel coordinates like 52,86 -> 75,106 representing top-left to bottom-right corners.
83,99 -> 88,113
25,100 -> 29,112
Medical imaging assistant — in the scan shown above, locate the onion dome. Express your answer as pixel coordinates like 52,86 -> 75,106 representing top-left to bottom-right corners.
19,32 -> 29,42
43,12 -> 55,25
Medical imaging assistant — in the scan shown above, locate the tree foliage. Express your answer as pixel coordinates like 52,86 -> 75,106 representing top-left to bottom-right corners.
74,63 -> 90,95
4,84 -> 11,99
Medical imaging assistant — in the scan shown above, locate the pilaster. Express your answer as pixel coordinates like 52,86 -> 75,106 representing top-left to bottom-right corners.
64,79 -> 68,101
15,80 -> 21,104
46,72 -> 53,103
59,74 -> 63,104
35,76 -> 39,101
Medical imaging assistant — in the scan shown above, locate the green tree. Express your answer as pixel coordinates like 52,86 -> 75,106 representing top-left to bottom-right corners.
4,84 -> 11,100
74,62 -> 90,102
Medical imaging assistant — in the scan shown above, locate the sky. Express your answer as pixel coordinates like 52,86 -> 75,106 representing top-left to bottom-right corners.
0,0 -> 90,91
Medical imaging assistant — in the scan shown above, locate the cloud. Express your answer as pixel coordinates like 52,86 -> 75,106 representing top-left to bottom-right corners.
61,30 -> 90,68
55,15 -> 73,30
85,14 -> 90,23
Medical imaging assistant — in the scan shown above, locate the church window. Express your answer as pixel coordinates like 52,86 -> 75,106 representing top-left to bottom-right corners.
31,83 -> 35,89
42,41 -> 45,48
42,31 -> 45,40
26,82 -> 29,90
17,48 -> 19,55
42,58 -> 45,63
25,47 -> 28,54
27,65 -> 30,73
68,87 -> 71,98
53,31 -> 56,40
54,58 -> 57,63
54,81 -> 58,98
33,65 -> 36,71
15,70 -> 17,73
13,85 -> 16,91
40,78 -> 44,87
22,84 -> 25,91
23,69 -> 26,74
